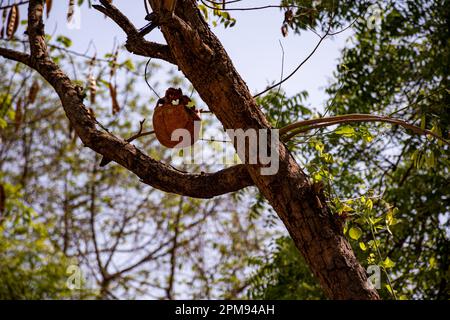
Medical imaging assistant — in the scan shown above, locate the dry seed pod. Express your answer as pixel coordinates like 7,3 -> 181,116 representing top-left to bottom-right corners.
28,80 -> 40,104
0,184 -> 5,215
6,4 -> 19,39
162,0 -> 177,13
88,74 -> 97,104
109,49 -> 118,79
108,82 -> 120,115
0,9 -> 7,39
284,9 -> 294,24
87,107 -> 96,119
15,97 -> 23,131
67,0 -> 75,23
46,0 -> 53,18
87,56 -> 97,104
281,24 -> 288,37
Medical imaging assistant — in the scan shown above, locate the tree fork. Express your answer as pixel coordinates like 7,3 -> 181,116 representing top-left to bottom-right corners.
146,0 -> 379,299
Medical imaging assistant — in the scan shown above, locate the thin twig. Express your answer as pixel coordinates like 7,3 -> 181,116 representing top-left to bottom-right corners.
201,0 -> 315,12
0,0 -> 29,10
254,13 -> 334,98
126,119 -> 155,143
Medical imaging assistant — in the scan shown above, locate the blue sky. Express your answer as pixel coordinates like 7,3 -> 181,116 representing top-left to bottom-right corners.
43,0 -> 353,110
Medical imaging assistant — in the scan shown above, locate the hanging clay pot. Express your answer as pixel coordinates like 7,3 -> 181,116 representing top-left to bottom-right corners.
152,88 -> 201,148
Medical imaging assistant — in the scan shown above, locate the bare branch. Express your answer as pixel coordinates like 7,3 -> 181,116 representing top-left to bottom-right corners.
280,114 -> 450,146
126,120 -> 155,142
0,46 -> 31,66
0,1 -> 30,10
92,0 -> 176,64
200,0 -> 315,12
0,0 -> 255,199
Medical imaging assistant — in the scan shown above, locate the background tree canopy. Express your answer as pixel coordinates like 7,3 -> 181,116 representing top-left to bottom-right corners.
0,0 -> 448,299
251,0 -> 449,300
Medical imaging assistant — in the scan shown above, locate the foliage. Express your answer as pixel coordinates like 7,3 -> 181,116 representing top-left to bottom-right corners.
0,37 -> 269,299
0,182 -> 88,299
257,90 -> 310,128
247,237 -> 325,300
197,2 -> 237,28
247,0 -> 449,300
323,0 -> 450,300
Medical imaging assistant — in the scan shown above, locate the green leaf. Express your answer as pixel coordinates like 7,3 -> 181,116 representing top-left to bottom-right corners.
420,114 -> 426,130
385,284 -> 395,296
386,210 -> 394,226
349,227 -> 363,240
382,257 -> 396,269
341,204 -> 353,213
312,172 -> 322,182
0,118 -> 7,129
366,199 -> 373,211
122,59 -> 135,72
335,125 -> 355,137
429,257 -> 436,269
56,35 -> 73,48
198,4 -> 208,20
363,132 -> 373,142
359,242 -> 367,251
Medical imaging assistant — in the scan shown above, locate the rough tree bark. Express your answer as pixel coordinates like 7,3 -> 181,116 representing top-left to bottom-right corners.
144,0 -> 379,299
0,0 -> 380,299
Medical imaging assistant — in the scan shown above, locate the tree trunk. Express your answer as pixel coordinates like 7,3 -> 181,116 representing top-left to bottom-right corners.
153,0 -> 379,299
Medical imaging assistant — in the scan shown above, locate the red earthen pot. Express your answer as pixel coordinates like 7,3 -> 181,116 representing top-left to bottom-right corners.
153,99 -> 201,148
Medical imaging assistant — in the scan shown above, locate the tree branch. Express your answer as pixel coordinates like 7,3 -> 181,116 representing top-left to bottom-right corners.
92,0 -> 176,64
0,47 -> 31,66
280,114 -> 450,146
0,1 -> 30,10
0,0 -> 254,199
